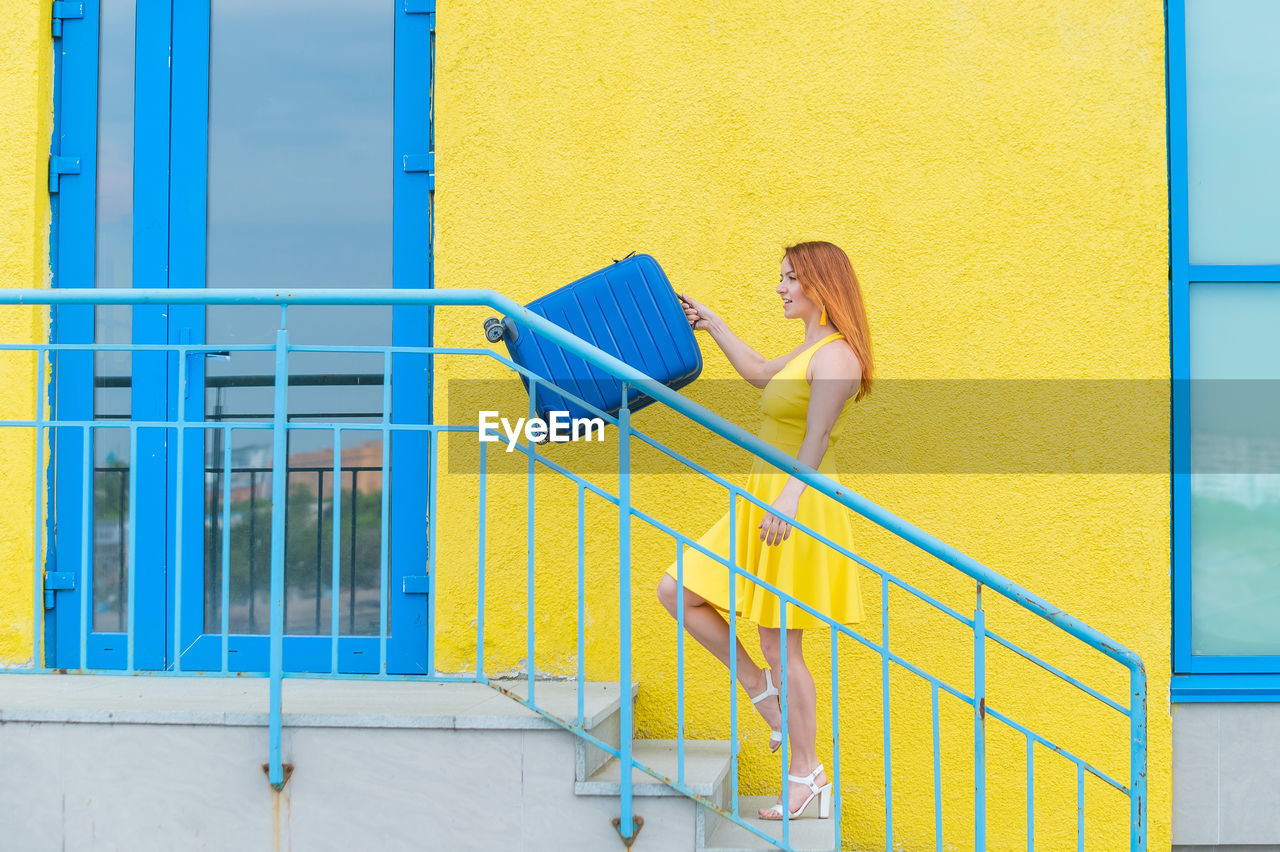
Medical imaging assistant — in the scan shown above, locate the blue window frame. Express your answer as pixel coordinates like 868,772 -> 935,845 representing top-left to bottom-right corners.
1170,0 -> 1280,701
47,1 -> 436,674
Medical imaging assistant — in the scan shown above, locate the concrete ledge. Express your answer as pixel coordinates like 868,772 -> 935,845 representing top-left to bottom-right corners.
1174,847 -> 1280,852
0,719 -> 696,851
0,673 -> 633,731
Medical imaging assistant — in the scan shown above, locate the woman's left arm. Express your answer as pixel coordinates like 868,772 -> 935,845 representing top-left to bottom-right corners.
758,345 -> 861,546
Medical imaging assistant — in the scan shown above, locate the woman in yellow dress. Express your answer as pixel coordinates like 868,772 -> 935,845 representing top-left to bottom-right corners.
656,241 -> 873,821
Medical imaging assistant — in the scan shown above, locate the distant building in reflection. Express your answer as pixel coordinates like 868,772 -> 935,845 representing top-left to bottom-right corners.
1192,431 -> 1280,507
204,439 -> 384,504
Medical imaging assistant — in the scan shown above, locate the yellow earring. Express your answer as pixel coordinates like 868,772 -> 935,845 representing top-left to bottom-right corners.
820,306 -> 828,325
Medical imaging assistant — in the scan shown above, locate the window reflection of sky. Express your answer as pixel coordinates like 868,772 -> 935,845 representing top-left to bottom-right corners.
1186,0 -> 1280,264
1190,281 -> 1280,655
94,1 -> 137,442
205,0 -> 394,448
92,1 -> 402,454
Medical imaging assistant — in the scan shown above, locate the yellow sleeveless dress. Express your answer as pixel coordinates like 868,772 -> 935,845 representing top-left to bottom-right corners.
664,331 -> 865,629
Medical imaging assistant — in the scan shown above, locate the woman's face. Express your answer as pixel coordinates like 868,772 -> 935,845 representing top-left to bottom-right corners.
777,255 -> 819,321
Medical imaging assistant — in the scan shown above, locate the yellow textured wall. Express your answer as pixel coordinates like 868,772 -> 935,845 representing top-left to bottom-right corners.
432,1 -> 1170,850
0,0 -> 1169,846
0,0 -> 51,668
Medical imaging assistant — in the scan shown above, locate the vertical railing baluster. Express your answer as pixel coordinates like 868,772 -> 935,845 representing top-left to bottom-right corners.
934,683 -> 943,852
348,470 -> 357,632
32,348 -> 44,668
617,388 -> 635,843
974,583 -> 986,851
1027,735 -> 1035,852
117,461 -> 125,631
249,470 -> 258,631
676,540 -> 685,789
831,625 -> 841,852
882,574 -> 891,850
267,322 -> 289,790
221,429 -> 232,672
728,491 -> 738,818
1077,762 -> 1085,852
329,426 -> 341,674
79,425 -> 91,669
378,348 -> 391,675
427,426 -> 438,675
283,469 -> 291,634
527,381 -> 537,704
576,481 -> 585,727
477,440 -> 487,681
781,597 -> 790,847
1132,664 -> 1147,852
315,468 -> 324,633
174,342 -> 186,672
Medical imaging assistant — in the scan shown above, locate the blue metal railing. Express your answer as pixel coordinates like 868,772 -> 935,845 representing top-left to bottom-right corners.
0,288 -> 1147,851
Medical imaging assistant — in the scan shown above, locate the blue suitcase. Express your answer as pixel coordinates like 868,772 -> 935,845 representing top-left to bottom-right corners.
483,254 -> 703,422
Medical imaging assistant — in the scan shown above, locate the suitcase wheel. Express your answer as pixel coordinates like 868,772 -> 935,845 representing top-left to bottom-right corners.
483,317 -> 506,343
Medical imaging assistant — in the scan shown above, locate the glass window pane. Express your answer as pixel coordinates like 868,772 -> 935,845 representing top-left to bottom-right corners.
92,427 -> 130,633
1190,282 -> 1280,655
1186,0 -> 1280,264
93,0 -> 136,633
203,0 -> 393,635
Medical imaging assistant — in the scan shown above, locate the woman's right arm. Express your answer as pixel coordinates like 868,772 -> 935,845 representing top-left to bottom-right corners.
680,293 -> 801,389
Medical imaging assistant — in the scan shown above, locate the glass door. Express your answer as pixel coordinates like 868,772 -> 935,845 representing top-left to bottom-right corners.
49,0 -> 434,674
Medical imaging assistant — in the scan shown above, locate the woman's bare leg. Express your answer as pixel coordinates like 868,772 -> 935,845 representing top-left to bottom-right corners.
657,574 -> 781,731
758,625 -> 827,815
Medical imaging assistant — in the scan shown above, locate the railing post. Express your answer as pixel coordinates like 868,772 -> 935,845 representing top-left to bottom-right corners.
831,625 -> 843,852
974,582 -> 986,851
527,381 -> 537,704
329,427 -> 341,675
577,482 -> 586,727
616,386 -> 637,845
1131,663 -> 1147,852
728,491 -> 739,817
478,441 -> 487,681
882,574 -> 892,850
675,540 -> 685,788
32,347 -> 45,669
267,323 -> 289,791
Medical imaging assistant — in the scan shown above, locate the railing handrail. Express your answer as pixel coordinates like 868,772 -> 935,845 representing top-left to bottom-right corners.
1,286 -> 1145,677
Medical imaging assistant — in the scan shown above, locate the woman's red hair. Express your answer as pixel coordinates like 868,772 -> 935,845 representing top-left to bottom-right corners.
784,241 -> 874,402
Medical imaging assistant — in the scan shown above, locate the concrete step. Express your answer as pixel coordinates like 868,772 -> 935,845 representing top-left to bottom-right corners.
575,739 -> 860,851
576,739 -> 732,801
699,795 -> 846,852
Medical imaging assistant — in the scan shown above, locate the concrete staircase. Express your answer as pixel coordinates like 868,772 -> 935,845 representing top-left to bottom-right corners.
0,673 -> 844,851
501,678 -> 844,851
576,737 -> 841,852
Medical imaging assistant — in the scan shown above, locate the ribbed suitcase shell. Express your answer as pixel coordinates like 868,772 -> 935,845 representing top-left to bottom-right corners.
497,254 -> 702,421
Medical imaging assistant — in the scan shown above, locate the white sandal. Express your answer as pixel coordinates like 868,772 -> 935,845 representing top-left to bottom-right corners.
758,763 -> 833,820
748,668 -> 783,753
